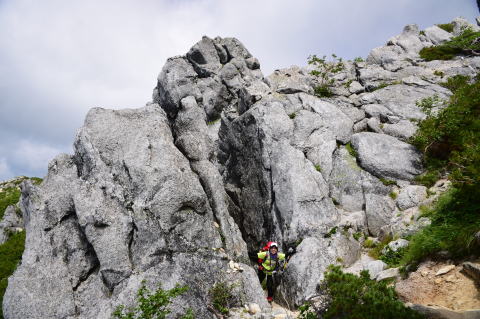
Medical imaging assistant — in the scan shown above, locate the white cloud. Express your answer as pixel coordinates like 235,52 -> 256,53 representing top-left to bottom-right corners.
0,157 -> 14,181
11,140 -> 67,174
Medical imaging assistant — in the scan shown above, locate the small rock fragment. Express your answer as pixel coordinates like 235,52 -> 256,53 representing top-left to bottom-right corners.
435,265 -> 455,276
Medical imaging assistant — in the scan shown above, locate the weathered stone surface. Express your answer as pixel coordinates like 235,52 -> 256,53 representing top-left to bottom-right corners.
382,120 -> 417,141
0,205 -> 23,244
376,267 -> 400,281
364,260 -> 387,279
424,25 -> 452,45
279,236 -> 360,306
362,103 -> 393,120
4,103 -> 264,319
358,84 -> 450,121
329,147 -> 388,212
396,185 -> 428,210
365,194 -> 396,236
408,303 -> 467,319
462,262 -> 480,286
351,132 -> 423,181
298,94 -> 354,144
267,66 -> 313,94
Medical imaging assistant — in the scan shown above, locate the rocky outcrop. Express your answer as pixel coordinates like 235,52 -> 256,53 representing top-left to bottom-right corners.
0,206 -> 22,244
5,18 -> 480,318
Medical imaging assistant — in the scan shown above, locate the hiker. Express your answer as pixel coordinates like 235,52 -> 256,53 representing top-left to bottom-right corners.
255,242 -> 295,302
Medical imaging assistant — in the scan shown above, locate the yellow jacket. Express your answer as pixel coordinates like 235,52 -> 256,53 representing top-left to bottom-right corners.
257,251 -> 285,274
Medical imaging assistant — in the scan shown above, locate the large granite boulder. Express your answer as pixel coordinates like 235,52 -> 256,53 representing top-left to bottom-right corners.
351,132 -> 423,181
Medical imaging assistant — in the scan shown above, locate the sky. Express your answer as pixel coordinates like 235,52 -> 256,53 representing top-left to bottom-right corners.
0,0 -> 478,181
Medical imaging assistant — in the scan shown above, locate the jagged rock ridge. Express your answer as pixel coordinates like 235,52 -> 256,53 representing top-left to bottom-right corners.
3,17 -> 480,318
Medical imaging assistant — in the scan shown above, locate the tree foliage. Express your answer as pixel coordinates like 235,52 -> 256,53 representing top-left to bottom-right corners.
420,28 -> 480,61
321,266 -> 424,319
308,54 -> 344,97
113,281 -> 193,319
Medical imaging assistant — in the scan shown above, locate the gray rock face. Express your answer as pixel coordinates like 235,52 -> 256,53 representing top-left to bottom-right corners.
364,260 -> 387,279
351,132 -> 423,181
0,205 -> 23,244
280,236 -> 360,306
396,185 -> 427,210
423,25 -> 452,45
6,18 -> 480,316
365,194 -> 396,236
4,103 -> 265,319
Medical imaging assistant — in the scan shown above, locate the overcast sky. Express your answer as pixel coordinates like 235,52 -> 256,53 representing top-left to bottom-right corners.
0,0 -> 478,181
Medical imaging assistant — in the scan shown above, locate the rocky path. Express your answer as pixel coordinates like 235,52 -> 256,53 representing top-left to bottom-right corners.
396,260 -> 480,317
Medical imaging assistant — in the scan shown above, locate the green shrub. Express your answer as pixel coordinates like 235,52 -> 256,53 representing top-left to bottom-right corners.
308,54 -> 344,98
353,232 -> 363,241
289,112 -> 296,119
389,192 -> 398,200
436,23 -> 454,33
411,78 -> 480,187
372,82 -> 390,91
314,164 -> 322,172
363,238 -> 376,248
401,188 -> 480,266
322,266 -> 424,319
314,85 -> 334,98
380,246 -> 406,268
209,282 -> 236,315
379,178 -> 396,186
298,302 -> 317,319
324,226 -> 338,238
113,281 -> 193,319
419,29 -> 480,61
0,187 -> 21,221
414,169 -> 441,187
404,75 -> 480,267
368,236 -> 392,260
0,231 -> 26,319
440,74 -> 470,93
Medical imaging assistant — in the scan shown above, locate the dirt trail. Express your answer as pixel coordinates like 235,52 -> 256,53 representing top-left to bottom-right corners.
396,260 -> 480,311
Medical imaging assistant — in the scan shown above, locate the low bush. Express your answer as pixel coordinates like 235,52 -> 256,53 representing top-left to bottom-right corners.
321,266 -> 424,319
208,281 -> 236,315
368,236 -> 392,260
113,281 -> 193,319
379,178 -> 396,186
436,23 -> 454,33
419,29 -> 480,61
380,246 -> 406,268
440,74 -> 470,92
308,54 -> 344,98
404,72 -> 480,267
401,188 -> 480,266
0,231 -> 26,319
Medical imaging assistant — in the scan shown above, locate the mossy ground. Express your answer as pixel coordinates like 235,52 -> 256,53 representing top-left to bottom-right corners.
0,231 -> 26,319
